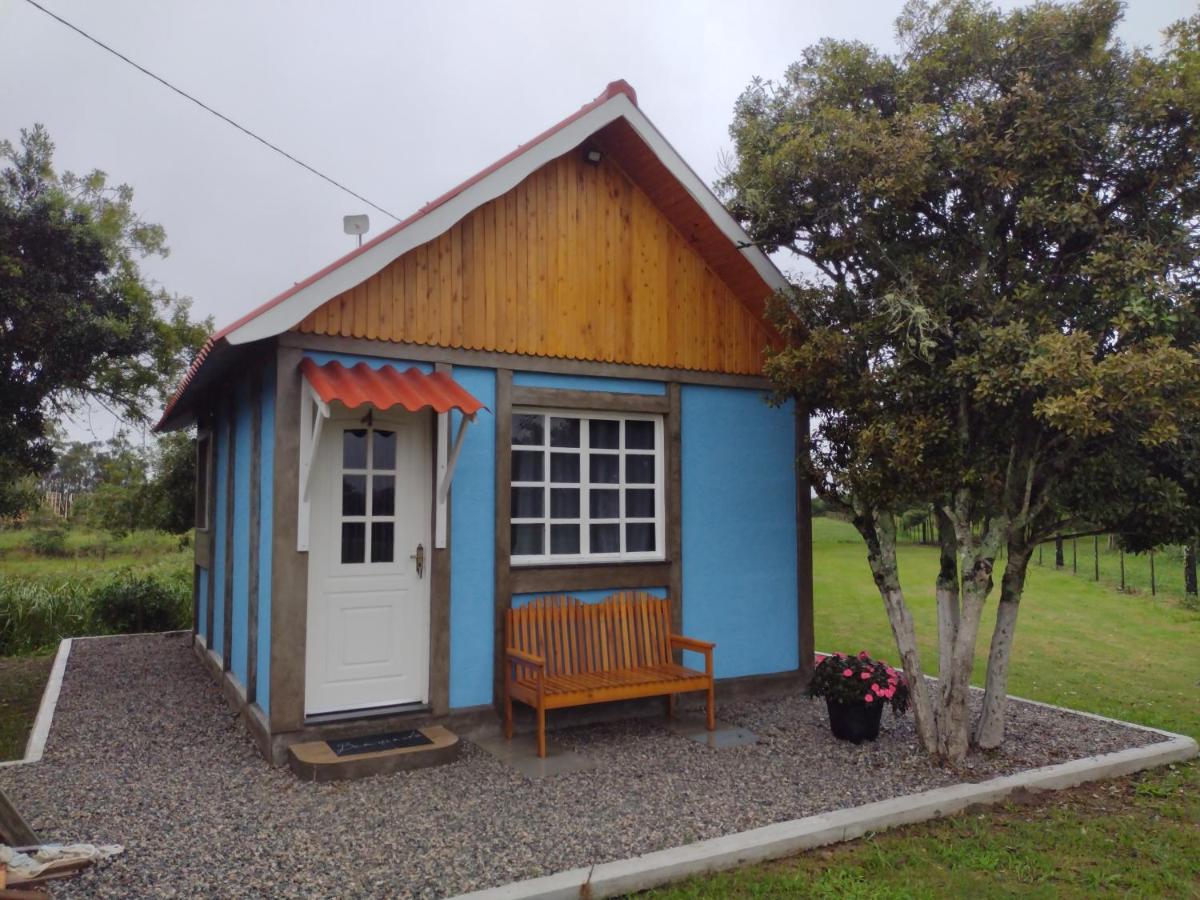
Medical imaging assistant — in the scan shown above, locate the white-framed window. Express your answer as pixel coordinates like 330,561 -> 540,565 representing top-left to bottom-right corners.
510,408 -> 665,565
338,425 -> 399,565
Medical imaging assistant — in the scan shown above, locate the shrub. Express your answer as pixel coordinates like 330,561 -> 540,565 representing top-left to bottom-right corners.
93,571 -> 191,634
809,650 -> 910,714
27,527 -> 68,558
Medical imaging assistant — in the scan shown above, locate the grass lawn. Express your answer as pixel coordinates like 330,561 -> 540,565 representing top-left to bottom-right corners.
0,527 -> 190,580
0,653 -> 54,761
649,517 -> 1200,899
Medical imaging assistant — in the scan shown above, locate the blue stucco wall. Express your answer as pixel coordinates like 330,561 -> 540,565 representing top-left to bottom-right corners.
512,371 -> 665,395
304,351 -> 432,374
681,386 -> 798,678
210,402 -> 228,657
230,380 -> 253,686
448,367 -> 497,708
256,362 -> 275,714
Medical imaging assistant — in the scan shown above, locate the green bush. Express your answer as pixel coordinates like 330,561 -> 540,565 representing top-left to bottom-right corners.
93,571 -> 191,634
27,527 -> 68,557
0,568 -> 192,655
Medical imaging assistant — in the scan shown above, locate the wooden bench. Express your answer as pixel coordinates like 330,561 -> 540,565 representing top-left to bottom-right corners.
503,591 -> 715,757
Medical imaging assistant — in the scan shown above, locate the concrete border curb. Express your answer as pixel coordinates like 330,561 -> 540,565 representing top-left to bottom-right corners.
0,637 -> 72,768
452,713 -> 1197,899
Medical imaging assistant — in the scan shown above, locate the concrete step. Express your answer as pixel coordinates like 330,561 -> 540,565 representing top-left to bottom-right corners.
287,725 -> 460,782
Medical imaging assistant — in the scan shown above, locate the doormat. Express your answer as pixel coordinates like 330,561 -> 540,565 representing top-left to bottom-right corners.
327,729 -> 433,757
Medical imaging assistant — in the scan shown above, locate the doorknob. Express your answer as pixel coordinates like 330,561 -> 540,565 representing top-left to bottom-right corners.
410,543 -> 425,578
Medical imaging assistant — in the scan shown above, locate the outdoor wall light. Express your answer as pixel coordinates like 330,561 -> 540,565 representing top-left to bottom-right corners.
584,148 -> 603,165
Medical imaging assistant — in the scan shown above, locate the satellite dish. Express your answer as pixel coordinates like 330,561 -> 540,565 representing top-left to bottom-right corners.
343,214 -> 370,246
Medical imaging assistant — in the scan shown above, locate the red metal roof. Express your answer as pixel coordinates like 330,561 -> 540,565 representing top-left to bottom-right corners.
300,359 -> 486,417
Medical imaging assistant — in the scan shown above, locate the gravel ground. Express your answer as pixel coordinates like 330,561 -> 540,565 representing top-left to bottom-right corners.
0,633 -> 1166,899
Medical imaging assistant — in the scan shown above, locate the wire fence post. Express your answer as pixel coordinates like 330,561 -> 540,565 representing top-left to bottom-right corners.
1072,538 -> 1077,574
1120,549 -> 1125,592
1038,544 -> 1043,566
1094,535 -> 1099,581
1150,549 -> 1156,596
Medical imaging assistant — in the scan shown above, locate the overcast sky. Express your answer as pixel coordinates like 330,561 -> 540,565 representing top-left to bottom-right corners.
3,0 -> 1195,439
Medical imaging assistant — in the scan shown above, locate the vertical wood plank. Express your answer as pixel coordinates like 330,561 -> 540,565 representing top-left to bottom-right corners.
246,367 -> 262,704
667,382 -> 684,647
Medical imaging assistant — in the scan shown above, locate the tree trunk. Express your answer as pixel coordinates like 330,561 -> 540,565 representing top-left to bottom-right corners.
856,509 -> 940,757
1054,535 -> 1064,568
934,508 -> 960,688
975,540 -> 1032,749
1186,540 -> 1197,597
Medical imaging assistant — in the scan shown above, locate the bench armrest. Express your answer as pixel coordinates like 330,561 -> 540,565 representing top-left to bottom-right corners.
670,635 -> 715,652
506,647 -> 545,668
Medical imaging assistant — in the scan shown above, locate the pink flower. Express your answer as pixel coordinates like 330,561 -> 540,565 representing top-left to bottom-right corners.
843,668 -> 853,677
884,687 -> 895,698
858,650 -> 870,660
864,693 -> 874,702
860,672 -> 872,680
871,683 -> 883,694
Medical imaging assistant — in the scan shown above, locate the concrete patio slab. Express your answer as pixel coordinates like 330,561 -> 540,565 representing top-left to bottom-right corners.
667,715 -> 758,749
472,733 -> 599,779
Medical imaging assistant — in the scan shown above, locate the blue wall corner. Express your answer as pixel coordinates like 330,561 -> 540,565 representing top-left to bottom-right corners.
448,367 -> 496,708
256,361 -> 275,714
680,386 -> 798,677
512,371 -> 665,395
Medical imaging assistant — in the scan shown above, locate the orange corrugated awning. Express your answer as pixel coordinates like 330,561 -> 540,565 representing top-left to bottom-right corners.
299,359 -> 486,417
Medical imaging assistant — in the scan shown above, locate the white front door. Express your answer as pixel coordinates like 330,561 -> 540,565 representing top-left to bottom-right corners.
305,409 -> 431,715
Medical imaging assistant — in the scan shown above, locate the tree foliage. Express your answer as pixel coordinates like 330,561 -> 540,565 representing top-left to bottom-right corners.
723,0 -> 1200,760
0,124 -> 210,516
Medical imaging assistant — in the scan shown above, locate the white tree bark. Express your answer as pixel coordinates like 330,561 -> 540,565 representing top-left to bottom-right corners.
858,509 -> 941,757
975,543 -> 1031,748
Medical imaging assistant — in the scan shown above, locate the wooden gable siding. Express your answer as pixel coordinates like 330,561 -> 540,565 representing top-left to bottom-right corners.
292,152 -> 776,374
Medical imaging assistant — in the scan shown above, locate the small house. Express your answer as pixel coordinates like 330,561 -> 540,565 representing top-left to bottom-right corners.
156,81 -> 814,766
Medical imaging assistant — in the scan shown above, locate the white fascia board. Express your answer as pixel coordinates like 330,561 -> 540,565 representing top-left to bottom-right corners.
226,95 -> 788,347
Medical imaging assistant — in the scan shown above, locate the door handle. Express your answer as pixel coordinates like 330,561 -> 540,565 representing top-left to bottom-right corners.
410,543 -> 425,578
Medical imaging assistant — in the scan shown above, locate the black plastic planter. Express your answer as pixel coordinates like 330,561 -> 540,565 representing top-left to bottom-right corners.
825,697 -> 884,743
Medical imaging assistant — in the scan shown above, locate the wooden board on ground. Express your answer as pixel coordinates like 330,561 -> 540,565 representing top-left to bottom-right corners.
0,788 -> 38,847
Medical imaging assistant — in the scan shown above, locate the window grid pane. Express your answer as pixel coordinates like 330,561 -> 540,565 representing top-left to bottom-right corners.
510,410 -> 663,563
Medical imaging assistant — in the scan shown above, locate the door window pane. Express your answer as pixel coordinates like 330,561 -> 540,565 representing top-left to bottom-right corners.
372,430 -> 396,470
550,524 -> 580,555
589,454 -> 619,483
626,488 -> 655,518
512,450 -> 544,482
370,522 -> 395,563
512,486 -> 544,518
372,476 -> 395,517
550,488 -> 579,518
625,420 -> 655,450
590,419 -> 619,449
343,429 -> 368,469
625,455 -> 655,484
341,522 -> 366,564
511,523 -> 544,556
512,414 -> 544,446
626,523 -> 656,553
550,417 -> 580,447
590,523 -> 620,553
550,453 -> 580,483
590,489 -> 619,519
342,475 -> 367,516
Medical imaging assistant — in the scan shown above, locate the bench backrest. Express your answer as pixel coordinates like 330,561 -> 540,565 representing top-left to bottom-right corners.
506,592 -> 673,676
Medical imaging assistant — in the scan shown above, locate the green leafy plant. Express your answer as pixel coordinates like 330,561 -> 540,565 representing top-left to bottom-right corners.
92,571 -> 190,634
27,526 -> 67,558
810,651 -> 910,714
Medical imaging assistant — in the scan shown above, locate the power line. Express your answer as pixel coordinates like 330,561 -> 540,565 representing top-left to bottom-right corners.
22,0 -> 401,222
